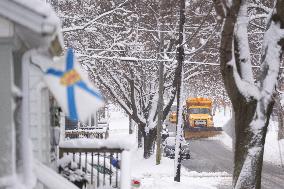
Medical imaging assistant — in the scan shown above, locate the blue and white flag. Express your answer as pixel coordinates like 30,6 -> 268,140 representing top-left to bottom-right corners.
44,48 -> 104,121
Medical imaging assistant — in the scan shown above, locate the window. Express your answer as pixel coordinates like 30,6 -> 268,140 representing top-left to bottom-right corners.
188,108 -> 210,115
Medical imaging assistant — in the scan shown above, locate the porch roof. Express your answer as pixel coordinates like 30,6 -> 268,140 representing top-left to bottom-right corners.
0,0 -> 63,55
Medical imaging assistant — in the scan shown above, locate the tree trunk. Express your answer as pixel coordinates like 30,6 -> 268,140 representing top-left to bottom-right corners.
232,97 -> 273,189
213,0 -> 284,188
278,110 -> 284,140
138,124 -> 143,148
143,128 -> 157,159
156,8 -> 165,164
129,116 -> 133,135
275,94 -> 284,140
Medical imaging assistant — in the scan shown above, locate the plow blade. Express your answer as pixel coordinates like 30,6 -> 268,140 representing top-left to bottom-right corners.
184,127 -> 223,139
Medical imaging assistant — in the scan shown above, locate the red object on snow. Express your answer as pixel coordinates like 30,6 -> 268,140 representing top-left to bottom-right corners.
131,179 -> 141,188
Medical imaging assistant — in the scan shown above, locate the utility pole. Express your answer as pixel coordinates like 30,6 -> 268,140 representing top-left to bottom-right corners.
174,0 -> 185,182
156,2 -> 165,165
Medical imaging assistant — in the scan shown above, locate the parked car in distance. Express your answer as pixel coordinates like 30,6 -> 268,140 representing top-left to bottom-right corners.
163,137 -> 190,160
161,125 -> 169,142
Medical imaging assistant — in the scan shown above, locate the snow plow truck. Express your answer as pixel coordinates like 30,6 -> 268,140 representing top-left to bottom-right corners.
169,97 -> 222,139
184,97 -> 222,139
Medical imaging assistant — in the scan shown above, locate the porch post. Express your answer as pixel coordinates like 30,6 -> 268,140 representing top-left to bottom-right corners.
121,150 -> 131,189
0,21 -> 15,177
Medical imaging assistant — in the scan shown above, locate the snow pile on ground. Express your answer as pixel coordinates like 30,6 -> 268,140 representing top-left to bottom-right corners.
130,149 -> 231,189
263,121 -> 284,166
213,133 -> 233,150
60,135 -> 136,150
213,108 -> 232,128
108,107 -> 232,189
214,111 -> 284,166
108,105 -> 129,136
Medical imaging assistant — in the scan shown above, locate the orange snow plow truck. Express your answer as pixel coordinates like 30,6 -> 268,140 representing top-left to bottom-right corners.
183,97 -> 222,139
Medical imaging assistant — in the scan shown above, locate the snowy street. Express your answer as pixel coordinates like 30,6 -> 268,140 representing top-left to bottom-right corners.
182,139 -> 233,173
182,138 -> 284,189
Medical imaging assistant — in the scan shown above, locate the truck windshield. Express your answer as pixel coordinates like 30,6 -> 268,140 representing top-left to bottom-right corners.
188,108 -> 210,114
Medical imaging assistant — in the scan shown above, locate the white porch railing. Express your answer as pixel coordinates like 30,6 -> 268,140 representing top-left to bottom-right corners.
34,159 -> 79,189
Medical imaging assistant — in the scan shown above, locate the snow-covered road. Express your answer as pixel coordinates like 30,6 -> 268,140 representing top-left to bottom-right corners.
182,139 -> 233,173
182,137 -> 284,189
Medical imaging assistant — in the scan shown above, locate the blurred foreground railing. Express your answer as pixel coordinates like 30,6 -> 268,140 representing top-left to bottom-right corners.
59,147 -> 126,189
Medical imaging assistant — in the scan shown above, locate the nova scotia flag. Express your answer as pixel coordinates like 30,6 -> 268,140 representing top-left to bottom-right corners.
44,48 -> 104,121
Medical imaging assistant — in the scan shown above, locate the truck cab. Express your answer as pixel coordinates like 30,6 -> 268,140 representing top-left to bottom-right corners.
185,97 -> 214,128
187,106 -> 213,127
169,112 -> 177,123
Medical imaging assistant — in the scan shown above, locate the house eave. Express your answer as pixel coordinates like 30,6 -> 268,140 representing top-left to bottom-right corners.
0,0 -> 64,56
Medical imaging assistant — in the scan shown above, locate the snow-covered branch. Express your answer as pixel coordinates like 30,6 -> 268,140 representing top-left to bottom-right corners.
249,3 -> 272,14
62,0 -> 129,32
97,74 -> 133,116
184,71 -> 208,81
249,14 -> 268,21
234,1 -> 254,84
184,22 -> 220,55
260,20 -> 284,109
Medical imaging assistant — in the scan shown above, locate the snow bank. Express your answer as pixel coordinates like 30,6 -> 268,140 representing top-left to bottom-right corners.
60,135 -> 136,151
108,106 -> 130,136
130,149 -> 231,189
216,112 -> 284,166
263,121 -> 284,165
213,108 -> 232,128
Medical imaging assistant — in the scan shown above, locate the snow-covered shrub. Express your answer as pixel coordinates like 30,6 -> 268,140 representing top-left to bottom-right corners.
57,155 -> 88,189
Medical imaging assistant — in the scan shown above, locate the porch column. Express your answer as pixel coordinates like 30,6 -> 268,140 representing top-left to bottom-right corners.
0,18 -> 15,178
